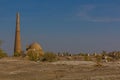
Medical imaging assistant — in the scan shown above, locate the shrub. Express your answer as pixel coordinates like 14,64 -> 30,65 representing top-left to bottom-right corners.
77,53 -> 88,56
41,52 -> 57,62
94,55 -> 103,67
14,52 -> 21,57
95,55 -> 102,62
0,41 -> 7,58
84,55 -> 91,61
108,51 -> 120,60
0,49 -> 7,58
27,50 -> 41,61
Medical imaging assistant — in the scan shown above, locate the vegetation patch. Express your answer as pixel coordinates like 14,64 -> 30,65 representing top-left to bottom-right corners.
41,52 -> 57,62
0,49 -> 7,58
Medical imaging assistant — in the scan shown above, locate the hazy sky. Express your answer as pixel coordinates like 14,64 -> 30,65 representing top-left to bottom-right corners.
0,0 -> 120,55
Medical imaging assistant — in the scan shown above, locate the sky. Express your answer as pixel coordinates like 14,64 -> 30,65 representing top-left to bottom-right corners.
0,0 -> 120,55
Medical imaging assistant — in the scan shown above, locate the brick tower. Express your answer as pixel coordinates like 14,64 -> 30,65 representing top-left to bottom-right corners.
14,13 -> 21,54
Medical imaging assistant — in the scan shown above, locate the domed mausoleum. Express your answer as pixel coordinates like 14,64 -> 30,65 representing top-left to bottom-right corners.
26,42 -> 44,56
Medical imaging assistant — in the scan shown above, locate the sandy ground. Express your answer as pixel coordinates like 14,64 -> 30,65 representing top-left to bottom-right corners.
0,58 -> 120,80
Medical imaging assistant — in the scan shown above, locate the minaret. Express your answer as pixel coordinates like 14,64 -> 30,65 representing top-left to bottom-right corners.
14,12 -> 21,54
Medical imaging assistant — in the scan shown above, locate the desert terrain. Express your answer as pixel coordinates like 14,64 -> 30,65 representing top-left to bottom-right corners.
0,58 -> 120,80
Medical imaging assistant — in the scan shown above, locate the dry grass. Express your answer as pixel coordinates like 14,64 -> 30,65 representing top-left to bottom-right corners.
0,58 -> 120,80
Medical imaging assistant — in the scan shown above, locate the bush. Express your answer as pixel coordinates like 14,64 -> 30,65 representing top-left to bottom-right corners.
41,52 -> 57,62
76,53 -> 88,56
84,55 -> 91,61
108,51 -> 120,60
95,55 -> 102,63
27,50 -> 42,61
0,49 -> 7,58
14,52 -> 21,57
0,41 -> 7,58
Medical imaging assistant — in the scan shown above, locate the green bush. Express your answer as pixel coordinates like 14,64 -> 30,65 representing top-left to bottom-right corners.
14,52 -> 21,57
108,51 -> 120,60
95,55 -> 102,62
27,50 -> 41,61
77,53 -> 88,56
0,41 -> 7,58
94,55 -> 103,67
0,49 -> 7,58
84,55 -> 91,61
41,52 -> 57,62
106,57 -> 113,62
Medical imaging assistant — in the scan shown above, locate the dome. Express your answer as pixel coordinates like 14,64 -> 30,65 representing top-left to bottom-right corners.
28,42 -> 42,50
26,42 -> 44,56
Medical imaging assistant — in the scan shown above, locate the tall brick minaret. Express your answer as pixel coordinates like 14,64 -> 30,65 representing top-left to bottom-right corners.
14,12 -> 21,54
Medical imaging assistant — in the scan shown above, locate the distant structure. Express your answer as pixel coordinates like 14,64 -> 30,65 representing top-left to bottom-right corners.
14,12 -> 44,57
26,42 -> 44,56
14,13 -> 22,54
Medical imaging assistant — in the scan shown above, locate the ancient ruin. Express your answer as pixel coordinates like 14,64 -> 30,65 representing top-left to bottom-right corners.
14,13 -> 21,54
14,13 -> 44,56
26,42 -> 44,56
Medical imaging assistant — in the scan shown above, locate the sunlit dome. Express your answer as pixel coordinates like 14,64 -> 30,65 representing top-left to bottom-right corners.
26,42 -> 44,56
28,42 -> 42,50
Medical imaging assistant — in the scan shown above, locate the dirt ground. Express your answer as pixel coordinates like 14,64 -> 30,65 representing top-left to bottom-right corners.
0,58 -> 120,80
